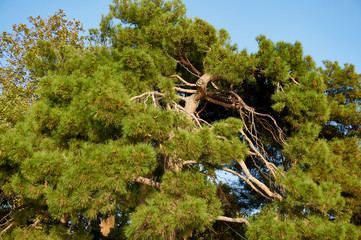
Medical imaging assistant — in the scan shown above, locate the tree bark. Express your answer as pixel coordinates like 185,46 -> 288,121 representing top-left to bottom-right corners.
134,176 -> 161,188
182,74 -> 219,116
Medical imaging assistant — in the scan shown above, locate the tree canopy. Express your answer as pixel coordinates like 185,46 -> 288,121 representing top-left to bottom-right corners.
1,0 -> 360,239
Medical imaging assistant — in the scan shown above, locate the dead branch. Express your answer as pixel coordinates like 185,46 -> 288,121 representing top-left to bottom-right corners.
210,82 -> 219,89
164,51 -> 200,78
249,153 -> 272,183
196,101 -> 208,118
172,102 -> 204,128
179,50 -> 202,76
289,75 -> 300,85
0,223 -> 13,236
169,74 -> 197,87
129,70 -> 286,204
237,160 -> 282,200
252,111 -> 286,144
183,161 -> 278,200
240,128 -> 278,177
205,89 -> 285,146
204,96 -> 235,109
0,211 -> 12,226
183,160 -> 198,165
222,167 -> 269,199
216,216 -> 250,226
151,93 -> 157,107
130,91 -> 165,101
174,87 -> 197,94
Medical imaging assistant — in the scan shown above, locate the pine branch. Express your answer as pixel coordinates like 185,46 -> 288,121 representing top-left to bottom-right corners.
183,161 -> 280,200
134,176 -> 161,188
169,74 -> 197,87
289,75 -> 300,85
28,211 -> 49,229
204,96 -> 235,109
236,159 -> 282,201
174,87 -> 197,94
0,223 -> 13,236
182,160 -> 198,165
222,167 -> 269,199
179,50 -> 202,76
216,216 -> 250,226
130,91 -> 165,101
239,129 -> 278,178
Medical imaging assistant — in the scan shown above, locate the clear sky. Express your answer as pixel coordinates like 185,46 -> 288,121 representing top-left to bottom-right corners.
1,0 -> 360,72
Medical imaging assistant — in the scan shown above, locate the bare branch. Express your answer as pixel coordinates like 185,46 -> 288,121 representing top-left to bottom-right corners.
183,161 -> 276,200
289,75 -> 300,85
237,160 -> 282,201
176,95 -> 187,101
240,129 -> 278,177
174,87 -> 197,94
164,51 -> 199,77
183,160 -> 198,165
210,82 -> 219,89
222,167 -> 269,199
0,211 -> 12,225
169,74 -> 196,87
151,93 -> 157,107
130,91 -> 164,101
204,96 -> 235,109
173,102 -> 203,128
0,223 -> 13,236
252,111 -> 286,144
179,50 -> 202,76
196,101 -> 208,118
216,216 -> 250,226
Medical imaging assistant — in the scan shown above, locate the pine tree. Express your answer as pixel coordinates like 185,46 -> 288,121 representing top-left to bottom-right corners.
1,0 -> 360,239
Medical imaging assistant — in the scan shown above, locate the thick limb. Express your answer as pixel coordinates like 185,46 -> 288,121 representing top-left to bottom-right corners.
134,176 -> 161,189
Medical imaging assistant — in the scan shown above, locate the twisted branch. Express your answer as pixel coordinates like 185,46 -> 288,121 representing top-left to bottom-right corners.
131,72 -> 286,203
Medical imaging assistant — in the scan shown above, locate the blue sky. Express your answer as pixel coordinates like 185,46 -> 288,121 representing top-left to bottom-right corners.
1,0 -> 360,72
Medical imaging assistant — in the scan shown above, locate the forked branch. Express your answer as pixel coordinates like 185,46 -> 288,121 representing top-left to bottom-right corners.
130,91 -> 165,101
178,50 -> 202,76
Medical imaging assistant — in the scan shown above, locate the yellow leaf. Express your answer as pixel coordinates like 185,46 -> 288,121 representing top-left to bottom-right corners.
99,215 -> 115,237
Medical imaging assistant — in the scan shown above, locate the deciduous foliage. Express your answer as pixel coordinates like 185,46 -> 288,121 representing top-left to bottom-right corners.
0,0 -> 360,239
0,10 -> 84,128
